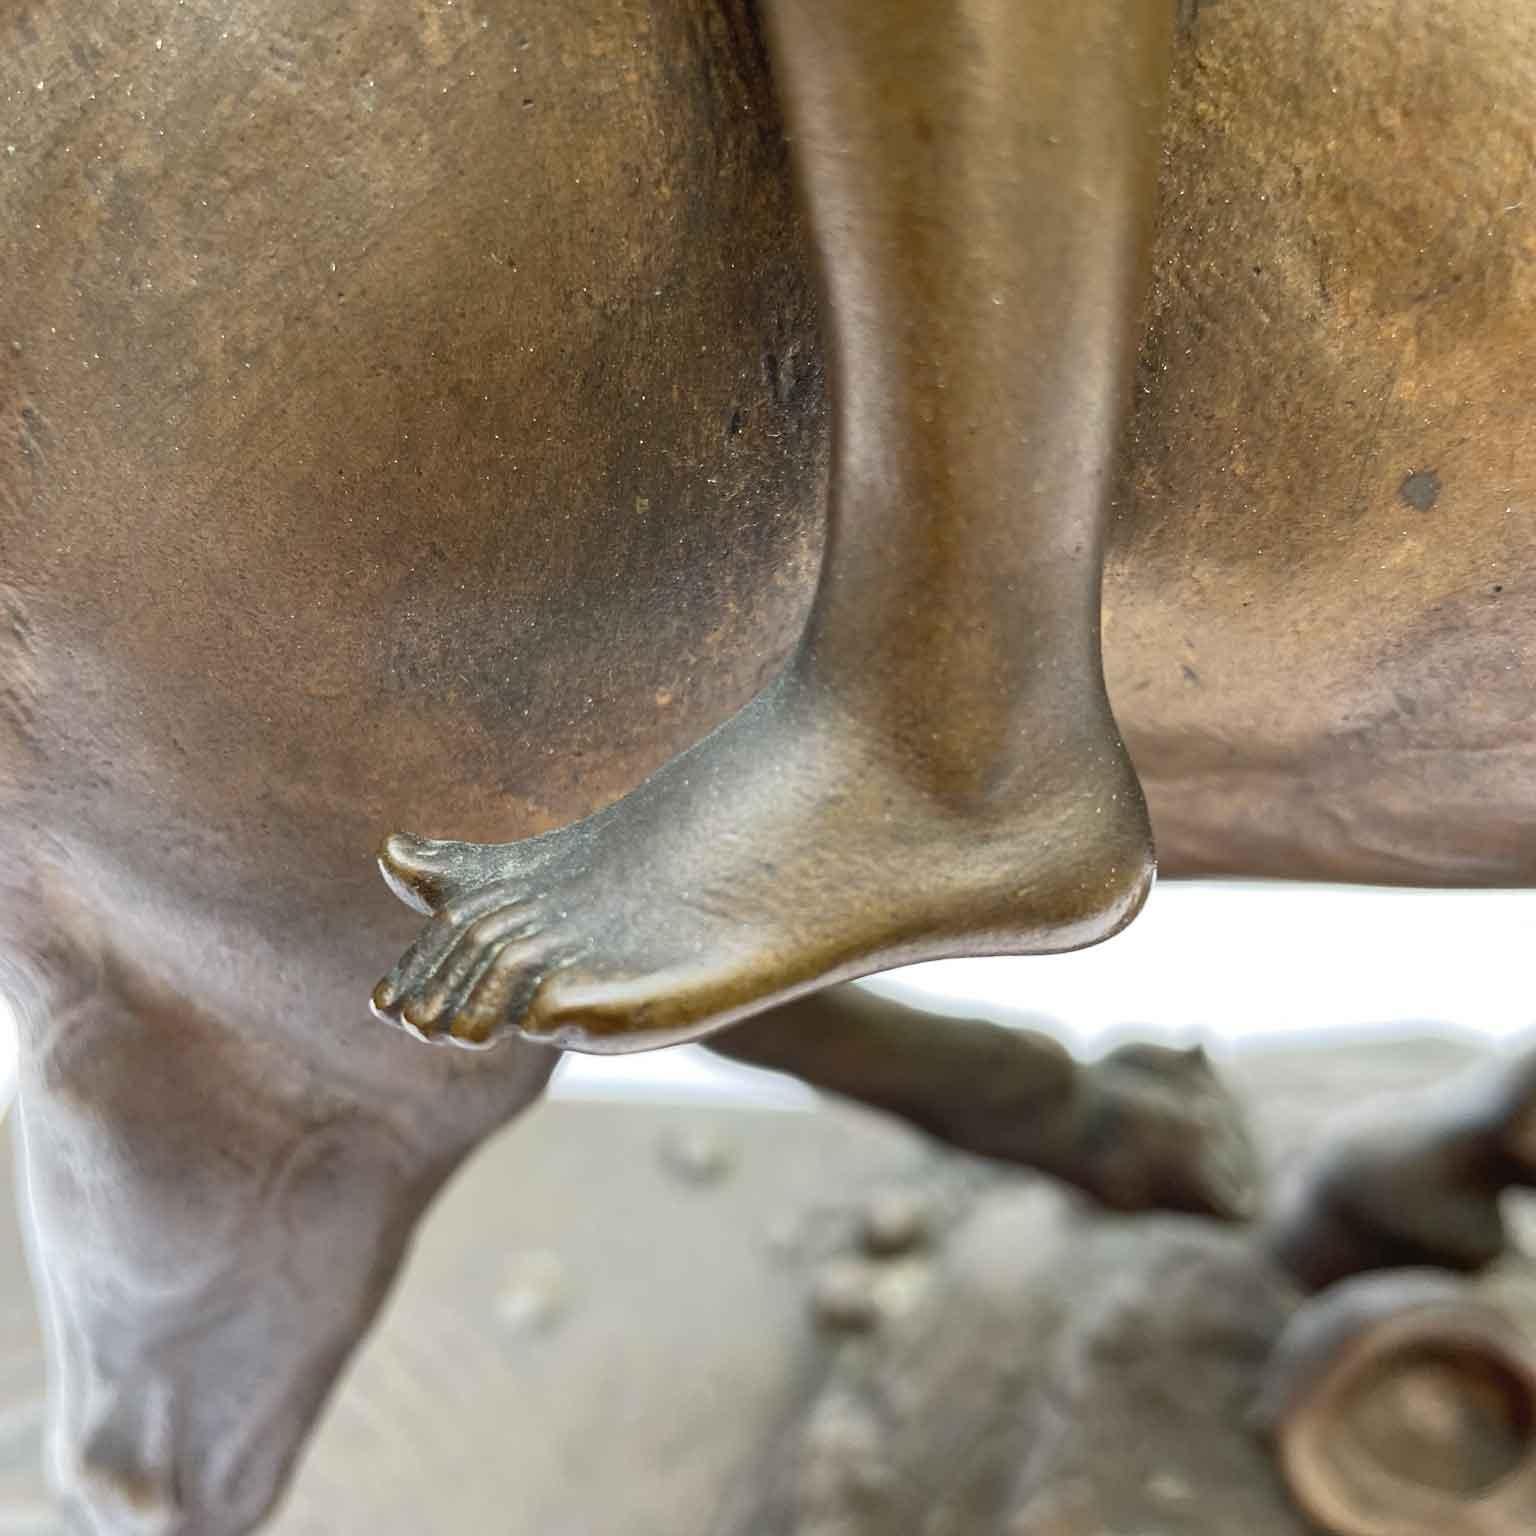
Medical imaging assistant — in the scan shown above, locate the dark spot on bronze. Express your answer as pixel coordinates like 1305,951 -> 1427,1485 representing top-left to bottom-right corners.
1399,469 -> 1442,512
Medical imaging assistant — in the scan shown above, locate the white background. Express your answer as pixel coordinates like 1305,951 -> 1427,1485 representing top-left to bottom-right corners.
4,881 -> 1531,1113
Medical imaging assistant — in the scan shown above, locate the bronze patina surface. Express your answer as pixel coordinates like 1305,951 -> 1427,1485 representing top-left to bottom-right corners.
1,0 -> 1534,1530
5,1038 -> 1536,1536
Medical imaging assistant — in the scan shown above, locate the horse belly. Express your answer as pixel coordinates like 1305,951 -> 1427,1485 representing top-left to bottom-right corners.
1109,0 -> 1536,883
4,0 -> 1534,928
0,0 -> 826,994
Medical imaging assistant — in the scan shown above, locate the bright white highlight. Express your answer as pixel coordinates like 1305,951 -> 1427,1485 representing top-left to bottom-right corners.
554,882 -> 1536,1104
2,884 -> 1533,1118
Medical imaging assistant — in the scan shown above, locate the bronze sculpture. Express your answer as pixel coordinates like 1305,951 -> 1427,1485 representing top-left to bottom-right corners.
7,1033 -> 1535,1535
2,0 -> 1533,1529
736,1043 -> 1536,1536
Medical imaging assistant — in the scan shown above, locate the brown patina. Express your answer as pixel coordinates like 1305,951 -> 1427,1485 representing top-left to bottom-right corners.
1,0 -> 1533,1531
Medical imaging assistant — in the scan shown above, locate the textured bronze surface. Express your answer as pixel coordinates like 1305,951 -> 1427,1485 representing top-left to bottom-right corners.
1,0 -> 1532,1530
4,1039 -> 1529,1535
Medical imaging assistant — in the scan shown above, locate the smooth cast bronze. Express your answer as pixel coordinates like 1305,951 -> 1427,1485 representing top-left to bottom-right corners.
370,0 -> 1170,1053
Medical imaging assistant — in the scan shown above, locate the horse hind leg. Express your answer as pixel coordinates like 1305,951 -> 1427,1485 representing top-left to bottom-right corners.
9,940 -> 529,1536
710,984 -> 1260,1220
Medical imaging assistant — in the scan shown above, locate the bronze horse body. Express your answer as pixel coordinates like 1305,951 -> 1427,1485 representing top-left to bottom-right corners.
2,0 -> 1534,1529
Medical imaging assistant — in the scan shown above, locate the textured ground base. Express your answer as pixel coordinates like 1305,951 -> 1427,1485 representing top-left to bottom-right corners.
3,1037 -> 1532,1533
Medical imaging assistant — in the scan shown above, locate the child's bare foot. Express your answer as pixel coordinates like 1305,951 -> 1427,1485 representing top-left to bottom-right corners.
372,663 -> 1152,1053
371,0 -> 1175,1058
